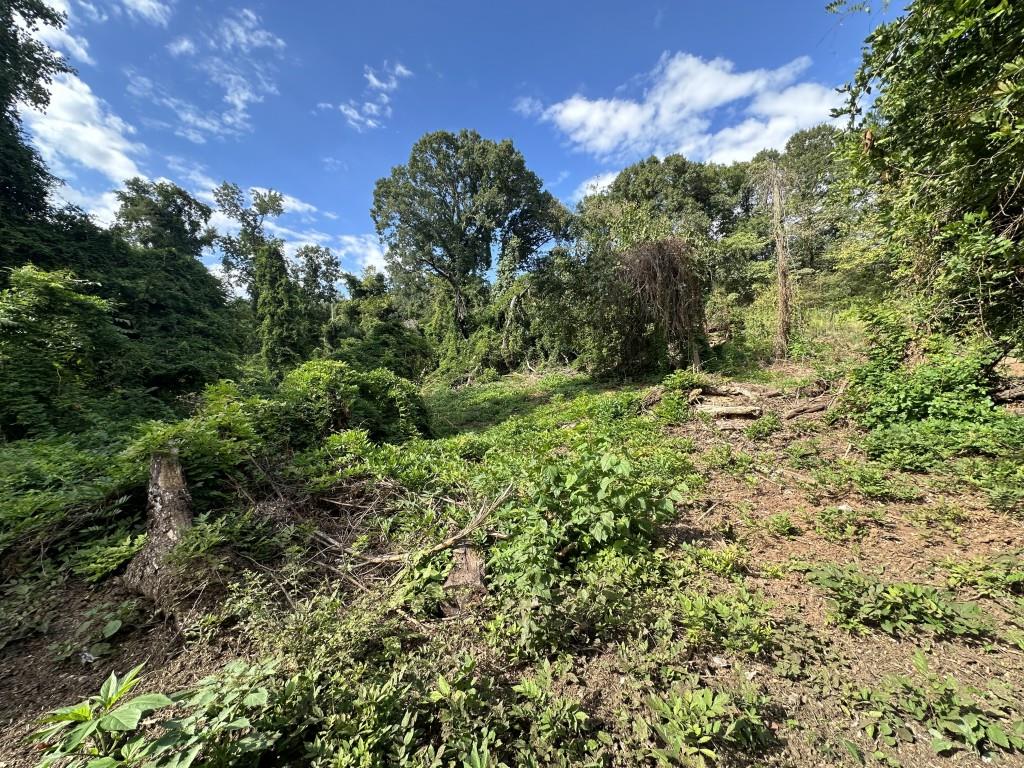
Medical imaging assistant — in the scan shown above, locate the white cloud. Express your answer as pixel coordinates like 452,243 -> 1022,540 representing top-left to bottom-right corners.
165,155 -> 219,202
215,8 -> 285,53
336,234 -> 386,273
35,23 -> 94,65
513,96 -> 543,117
128,11 -> 284,143
364,61 -> 412,92
52,186 -> 121,226
338,102 -> 380,132
321,61 -> 411,132
166,36 -> 195,56
571,171 -> 619,202
20,0 -> 94,65
119,0 -> 172,26
23,72 -> 143,185
533,52 -> 840,163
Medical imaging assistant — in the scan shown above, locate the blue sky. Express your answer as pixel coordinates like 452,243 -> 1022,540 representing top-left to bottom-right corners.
22,0 -> 891,276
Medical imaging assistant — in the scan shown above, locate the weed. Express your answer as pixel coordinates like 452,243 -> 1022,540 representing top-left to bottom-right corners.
744,413 -> 782,441
814,505 -> 881,541
852,651 -> 1024,757
812,460 -> 920,502
786,438 -> 821,469
809,565 -> 992,640
644,682 -> 773,767
908,502 -> 967,536
763,513 -> 800,537
944,551 -> 1024,598
49,599 -> 142,661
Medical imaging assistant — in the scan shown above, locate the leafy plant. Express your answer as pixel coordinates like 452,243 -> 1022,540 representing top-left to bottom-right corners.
744,413 -> 781,441
814,505 -> 880,541
31,664 -> 173,766
645,684 -> 771,766
852,652 -> 1024,757
810,565 -> 992,640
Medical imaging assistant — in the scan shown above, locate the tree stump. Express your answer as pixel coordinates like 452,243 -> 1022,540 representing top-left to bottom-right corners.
441,545 -> 486,616
123,449 -> 192,608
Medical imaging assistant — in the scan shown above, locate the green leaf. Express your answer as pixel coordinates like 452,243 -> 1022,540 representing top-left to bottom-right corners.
101,619 -> 122,638
242,689 -> 268,708
987,723 -> 1010,749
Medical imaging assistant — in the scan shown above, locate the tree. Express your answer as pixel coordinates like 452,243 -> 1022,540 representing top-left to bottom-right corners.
371,130 -> 564,337
253,243 -> 302,375
214,182 -> 284,299
112,178 -> 216,258
0,0 -> 71,220
746,151 -> 794,360
321,268 -> 431,379
290,244 -> 341,356
837,0 -> 1024,349
0,266 -> 129,438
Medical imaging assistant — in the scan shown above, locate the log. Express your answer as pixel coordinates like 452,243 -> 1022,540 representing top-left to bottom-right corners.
123,449 -> 192,607
695,404 -> 762,418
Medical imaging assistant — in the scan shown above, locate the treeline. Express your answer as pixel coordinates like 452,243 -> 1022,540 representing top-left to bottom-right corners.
2,0 -> 1022,443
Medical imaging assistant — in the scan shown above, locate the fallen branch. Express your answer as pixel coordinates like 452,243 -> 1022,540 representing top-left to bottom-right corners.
784,401 -> 828,420
316,484 -> 515,566
695,404 -> 762,418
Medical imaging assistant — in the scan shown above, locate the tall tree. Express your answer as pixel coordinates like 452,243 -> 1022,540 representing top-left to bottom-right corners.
0,0 -> 71,220
214,182 -> 284,299
750,152 -> 793,359
290,244 -> 341,355
371,129 -> 564,337
253,243 -> 301,375
112,178 -> 216,258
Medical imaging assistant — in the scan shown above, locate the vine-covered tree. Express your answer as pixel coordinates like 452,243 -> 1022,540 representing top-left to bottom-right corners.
214,182 -> 284,299
113,178 -> 216,258
837,0 -> 1024,349
0,0 -> 71,220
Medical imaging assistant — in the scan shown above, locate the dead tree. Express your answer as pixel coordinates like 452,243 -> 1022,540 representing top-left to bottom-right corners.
123,449 -> 192,608
621,237 -> 706,370
769,163 -> 792,360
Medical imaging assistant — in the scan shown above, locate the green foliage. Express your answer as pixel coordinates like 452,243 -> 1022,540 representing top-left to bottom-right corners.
840,0 -> 1024,348
852,652 -> 1024,757
64,527 -> 147,583
744,412 -> 781,441
811,460 -> 920,502
645,684 -> 772,767
945,551 -> 1024,598
487,445 -> 682,654
372,129 -> 565,340
813,505 -> 878,541
0,267 -> 132,438
763,513 -> 799,537
323,269 -> 432,379
49,599 -> 141,662
810,565 -> 992,640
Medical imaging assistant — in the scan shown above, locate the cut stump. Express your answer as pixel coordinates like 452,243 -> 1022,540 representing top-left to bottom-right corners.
123,449 -> 192,609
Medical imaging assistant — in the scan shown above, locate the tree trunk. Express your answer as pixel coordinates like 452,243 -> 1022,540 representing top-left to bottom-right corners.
452,286 -> 470,339
771,167 -> 792,360
123,450 -> 192,608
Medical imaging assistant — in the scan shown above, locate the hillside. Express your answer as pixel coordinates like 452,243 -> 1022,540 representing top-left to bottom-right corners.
2,0 -> 1024,766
